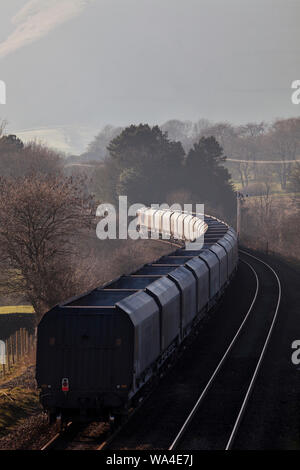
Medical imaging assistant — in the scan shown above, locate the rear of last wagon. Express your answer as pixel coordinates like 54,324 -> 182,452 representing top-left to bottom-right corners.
36,303 -> 134,422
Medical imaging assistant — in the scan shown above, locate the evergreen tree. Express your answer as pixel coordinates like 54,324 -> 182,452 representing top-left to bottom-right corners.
107,124 -> 185,205
185,136 -> 236,218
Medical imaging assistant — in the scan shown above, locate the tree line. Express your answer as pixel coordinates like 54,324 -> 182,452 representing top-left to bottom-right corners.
0,120 -> 238,320
93,124 -> 236,220
83,117 -> 300,195
3,116 -> 299,320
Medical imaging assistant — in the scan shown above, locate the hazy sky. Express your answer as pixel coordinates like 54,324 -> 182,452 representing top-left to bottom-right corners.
0,0 -> 299,134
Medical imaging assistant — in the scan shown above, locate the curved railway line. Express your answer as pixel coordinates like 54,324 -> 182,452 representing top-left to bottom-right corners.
39,213 -> 283,451
99,250 -> 282,451
169,250 -> 282,450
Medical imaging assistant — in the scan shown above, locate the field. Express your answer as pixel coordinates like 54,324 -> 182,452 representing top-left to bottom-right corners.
0,306 -> 34,315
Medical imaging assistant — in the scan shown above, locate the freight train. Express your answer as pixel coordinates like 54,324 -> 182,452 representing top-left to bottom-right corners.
36,208 -> 238,426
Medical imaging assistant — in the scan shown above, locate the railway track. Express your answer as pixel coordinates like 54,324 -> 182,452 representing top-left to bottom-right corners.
40,249 -> 282,451
41,421 -> 111,451
40,398 -> 156,450
41,384 -> 156,450
101,250 -> 281,450
169,250 -> 281,450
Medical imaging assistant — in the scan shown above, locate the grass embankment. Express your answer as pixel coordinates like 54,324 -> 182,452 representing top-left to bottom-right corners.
0,387 -> 40,437
0,362 -> 40,438
0,361 -> 31,387
0,309 -> 37,437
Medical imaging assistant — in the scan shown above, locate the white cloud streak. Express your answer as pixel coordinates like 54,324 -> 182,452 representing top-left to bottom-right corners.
0,0 -> 95,59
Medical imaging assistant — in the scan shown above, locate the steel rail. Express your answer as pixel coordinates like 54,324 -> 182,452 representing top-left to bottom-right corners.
168,257 -> 259,450
224,250 -> 282,450
41,421 -> 73,451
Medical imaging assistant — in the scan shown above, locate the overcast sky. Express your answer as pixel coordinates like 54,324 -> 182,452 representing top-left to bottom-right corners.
0,0 -> 299,135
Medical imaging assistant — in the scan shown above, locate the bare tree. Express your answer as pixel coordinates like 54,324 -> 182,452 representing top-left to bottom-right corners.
239,122 -> 266,138
0,119 -> 7,137
241,180 -> 276,253
21,142 -> 63,176
0,140 -> 63,178
82,124 -> 124,162
199,122 -> 237,154
197,121 -> 257,188
267,118 -> 300,189
289,163 -> 300,191
238,122 -> 266,183
289,163 -> 300,212
234,137 -> 254,188
0,174 -> 94,321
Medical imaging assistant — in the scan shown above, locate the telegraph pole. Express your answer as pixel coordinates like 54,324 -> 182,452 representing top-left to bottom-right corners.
236,192 -> 244,239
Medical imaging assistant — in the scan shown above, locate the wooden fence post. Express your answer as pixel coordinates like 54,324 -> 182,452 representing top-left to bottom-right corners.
11,335 -> 15,365
15,330 -> 19,361
20,329 -> 23,361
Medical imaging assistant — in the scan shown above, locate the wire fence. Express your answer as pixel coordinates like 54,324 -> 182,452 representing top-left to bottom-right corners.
0,328 -> 36,379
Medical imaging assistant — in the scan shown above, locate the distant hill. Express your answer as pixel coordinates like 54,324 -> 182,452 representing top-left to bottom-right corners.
12,125 -> 99,155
